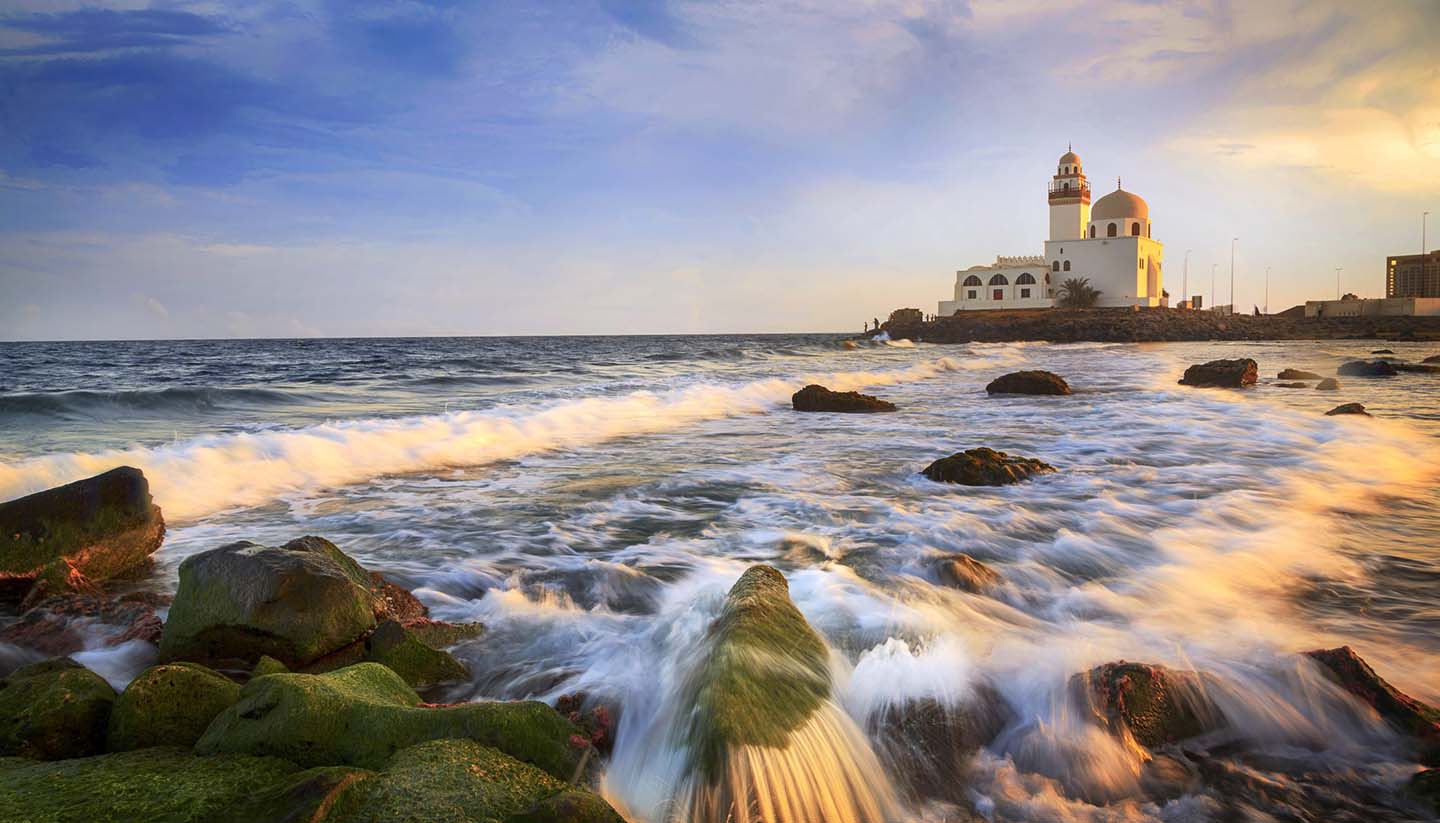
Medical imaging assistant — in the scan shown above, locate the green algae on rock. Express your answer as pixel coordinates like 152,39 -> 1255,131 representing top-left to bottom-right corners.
327,739 -> 621,823
0,746 -> 300,823
362,619 -> 469,689
1073,661 -> 1224,749
106,662 -> 241,752
213,765 -> 372,823
160,536 -> 378,668
0,467 -> 165,606
0,658 -> 115,761
196,663 -> 586,780
252,655 -> 291,678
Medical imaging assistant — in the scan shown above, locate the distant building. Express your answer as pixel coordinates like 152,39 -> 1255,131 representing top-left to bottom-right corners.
939,147 -> 1165,314
1387,251 -> 1440,298
1304,297 -> 1440,318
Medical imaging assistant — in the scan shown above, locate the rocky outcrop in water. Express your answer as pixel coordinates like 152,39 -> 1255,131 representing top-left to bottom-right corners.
1074,661 -> 1223,749
1425,354 -> 1440,364
1316,378 -> 1340,391
106,662 -> 241,752
678,565 -> 896,823
922,447 -> 1056,486
934,553 -> 1002,592
0,593 -> 163,657
870,685 -> 1015,802
1278,369 -> 1323,380
1178,358 -> 1258,388
1304,646 -> 1440,761
1395,362 -> 1440,374
0,467 -> 165,606
1273,381 -> 1307,388
985,370 -> 1071,396
1338,360 -> 1399,377
791,383 -> 897,412
1325,403 -> 1371,417
0,658 -> 116,760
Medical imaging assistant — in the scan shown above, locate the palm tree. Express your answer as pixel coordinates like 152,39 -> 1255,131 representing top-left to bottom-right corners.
1057,277 -> 1102,308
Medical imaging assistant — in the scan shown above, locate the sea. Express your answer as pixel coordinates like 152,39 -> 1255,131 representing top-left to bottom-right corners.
1,334 -> 1437,822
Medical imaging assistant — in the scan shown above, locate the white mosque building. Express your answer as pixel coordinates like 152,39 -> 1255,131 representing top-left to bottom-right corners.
938,148 -> 1165,314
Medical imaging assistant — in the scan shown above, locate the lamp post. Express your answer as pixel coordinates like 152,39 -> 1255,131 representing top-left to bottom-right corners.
1229,237 -> 1237,314
1335,267 -> 1343,300
1264,265 -> 1270,315
1211,263 -> 1217,311
1182,249 -> 1191,309
1425,211 -> 1430,255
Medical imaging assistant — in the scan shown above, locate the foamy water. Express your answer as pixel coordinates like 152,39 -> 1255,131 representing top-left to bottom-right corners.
2,334 -> 1438,821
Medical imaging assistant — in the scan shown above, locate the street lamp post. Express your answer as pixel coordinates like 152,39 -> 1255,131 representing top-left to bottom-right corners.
1264,265 -> 1270,315
1425,211 -> 1431,255
1211,263 -> 1217,311
1335,267 -> 1343,300
1182,249 -> 1191,309
1230,237 -> 1237,314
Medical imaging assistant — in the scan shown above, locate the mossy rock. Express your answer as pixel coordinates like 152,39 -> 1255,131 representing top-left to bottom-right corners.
1409,769 -> 1439,816
107,662 -> 242,752
1073,661 -> 1223,748
0,746 -> 300,823
253,655 -> 290,678
0,658 -> 116,760
328,739 -> 621,823
405,618 -> 486,649
197,663 -> 586,780
0,466 -> 165,605
681,565 -> 830,781
215,765 -> 372,823
160,536 -> 377,668
362,620 -> 469,689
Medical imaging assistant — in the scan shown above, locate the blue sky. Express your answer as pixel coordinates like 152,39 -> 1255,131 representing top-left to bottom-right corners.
1,0 -> 1437,339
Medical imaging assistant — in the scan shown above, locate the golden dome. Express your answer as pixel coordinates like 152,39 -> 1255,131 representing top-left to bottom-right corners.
1059,150 -> 1081,165
1091,187 -> 1148,220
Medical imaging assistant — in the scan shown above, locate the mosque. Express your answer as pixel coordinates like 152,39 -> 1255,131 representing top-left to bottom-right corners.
938,147 -> 1165,314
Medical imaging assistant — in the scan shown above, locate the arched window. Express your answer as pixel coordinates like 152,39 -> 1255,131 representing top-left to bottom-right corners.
963,275 -> 983,287
1051,260 -> 1060,272
1107,222 -> 1117,237
1089,225 -> 1096,238
1016,273 -> 1036,285
988,274 -> 1009,286
1063,181 -> 1070,191
1063,260 -> 1071,271
1131,222 -> 1140,236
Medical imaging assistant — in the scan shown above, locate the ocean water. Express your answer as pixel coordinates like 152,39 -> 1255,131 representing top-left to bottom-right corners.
2,334 -> 1438,821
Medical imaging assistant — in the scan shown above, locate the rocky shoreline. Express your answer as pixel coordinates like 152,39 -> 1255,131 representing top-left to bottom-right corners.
875,307 -> 1440,344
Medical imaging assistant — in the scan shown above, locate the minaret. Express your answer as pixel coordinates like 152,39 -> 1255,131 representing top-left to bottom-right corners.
1048,144 -> 1090,241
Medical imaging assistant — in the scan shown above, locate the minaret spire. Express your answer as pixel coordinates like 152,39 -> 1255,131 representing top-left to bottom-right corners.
1116,176 -> 1122,190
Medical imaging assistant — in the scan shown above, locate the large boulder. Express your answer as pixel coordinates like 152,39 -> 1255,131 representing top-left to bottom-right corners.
0,657 -> 115,760
1337,360 -> 1398,377
326,739 -> 622,823
0,747 -> 305,823
196,663 -> 587,780
1325,403 -> 1370,417
0,467 -> 165,606
360,620 -> 469,689
1072,661 -> 1224,749
0,593 -> 162,657
160,536 -> 378,668
106,662 -> 241,752
676,565 -> 896,822
1177,358 -> 1258,388
921,447 -> 1056,486
985,370 -> 1071,396
1277,368 -> 1323,380
933,553 -> 1001,593
791,384 -> 896,413
1304,646 -> 1439,760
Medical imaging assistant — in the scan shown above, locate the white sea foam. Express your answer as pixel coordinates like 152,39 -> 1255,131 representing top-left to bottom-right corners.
0,357 -> 963,521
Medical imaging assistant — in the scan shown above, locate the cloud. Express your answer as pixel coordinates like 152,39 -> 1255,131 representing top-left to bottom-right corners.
143,295 -> 169,319
0,8 -> 232,57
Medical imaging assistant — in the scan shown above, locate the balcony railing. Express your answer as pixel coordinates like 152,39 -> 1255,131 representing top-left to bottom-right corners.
1047,182 -> 1090,201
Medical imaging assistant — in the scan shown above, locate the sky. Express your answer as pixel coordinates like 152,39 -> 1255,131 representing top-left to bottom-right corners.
1,0 -> 1438,340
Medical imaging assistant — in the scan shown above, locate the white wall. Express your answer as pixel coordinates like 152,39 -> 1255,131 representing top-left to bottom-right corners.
1043,236 -> 1165,308
1087,216 -> 1152,241
1048,200 -> 1091,242
941,263 -> 1054,313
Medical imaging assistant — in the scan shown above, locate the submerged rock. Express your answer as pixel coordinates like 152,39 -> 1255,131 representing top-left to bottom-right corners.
1411,769 -> 1440,816
1424,354 -> 1440,364
325,739 -> 622,823
922,447 -> 1056,486
1304,646 -> 1440,759
1073,661 -> 1224,749
1371,349 -> 1396,355
870,685 -> 1015,802
1337,360 -> 1398,377
1315,378 -> 1341,391
1394,363 -> 1440,374
1273,381 -> 1308,388
1178,358 -> 1258,388
197,663 -> 587,779
1325,403 -> 1371,417
934,553 -> 1002,593
106,662 -> 241,752
0,467 -> 165,606
678,565 -> 896,823
0,593 -> 162,657
0,657 -> 116,760
1278,368 -> 1323,380
791,383 -> 897,413
160,536 -> 378,668
985,370 -> 1072,396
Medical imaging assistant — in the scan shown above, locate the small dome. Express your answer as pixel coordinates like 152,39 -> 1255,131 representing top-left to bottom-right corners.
1091,187 -> 1148,220
1059,150 -> 1081,165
